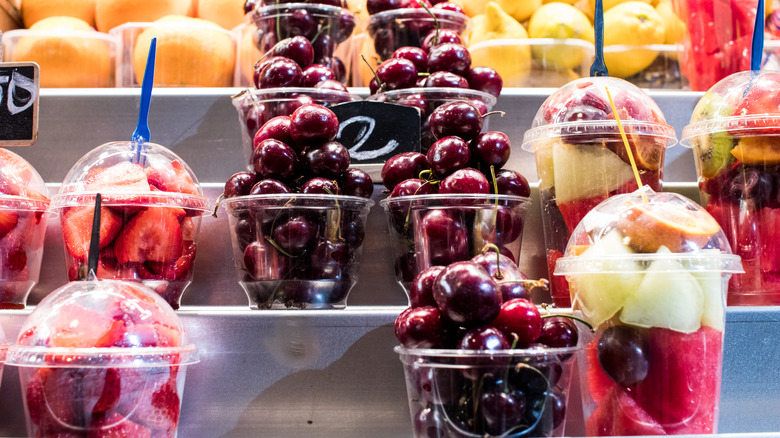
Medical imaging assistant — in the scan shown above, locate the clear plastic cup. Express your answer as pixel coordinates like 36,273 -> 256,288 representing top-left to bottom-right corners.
603,44 -> 688,89
681,70 -> 780,305
0,148 -> 52,309
555,187 -> 742,435
363,8 -> 470,62
232,87 -> 360,170
521,77 -> 677,308
5,279 -> 198,438
396,342 -> 581,437
50,141 -> 211,310
368,87 -> 497,153
0,325 -> 6,393
381,194 -> 531,298
223,193 -> 374,309
468,38 -> 595,89
671,0 -> 754,90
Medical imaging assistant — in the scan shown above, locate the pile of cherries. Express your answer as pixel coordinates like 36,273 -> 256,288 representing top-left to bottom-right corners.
254,36 -> 349,91
245,0 -> 354,81
395,251 -> 581,437
366,0 -> 468,62
222,104 -> 373,308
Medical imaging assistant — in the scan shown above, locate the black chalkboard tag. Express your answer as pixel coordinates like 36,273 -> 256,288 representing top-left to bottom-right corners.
331,100 -> 420,164
0,62 -> 39,146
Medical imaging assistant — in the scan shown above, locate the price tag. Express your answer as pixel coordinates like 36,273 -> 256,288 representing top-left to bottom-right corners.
0,62 -> 39,146
330,100 -> 421,165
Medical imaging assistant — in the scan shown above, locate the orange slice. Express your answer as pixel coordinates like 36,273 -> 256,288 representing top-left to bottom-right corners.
617,202 -> 721,253
730,136 -> 780,165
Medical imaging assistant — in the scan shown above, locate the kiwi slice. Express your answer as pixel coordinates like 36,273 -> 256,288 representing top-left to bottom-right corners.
695,130 -> 735,179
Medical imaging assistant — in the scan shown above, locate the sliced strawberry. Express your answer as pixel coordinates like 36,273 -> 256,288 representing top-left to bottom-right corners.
546,249 -> 570,307
114,207 -> 183,264
50,303 -> 114,348
85,162 -> 150,193
131,372 -> 181,435
88,412 -> 151,438
91,368 -> 122,414
558,194 -> 608,235
94,319 -> 127,348
61,206 -> 123,260
0,208 -> 18,238
146,241 -> 196,281
180,217 -> 196,241
25,368 -> 48,426
145,160 -> 199,196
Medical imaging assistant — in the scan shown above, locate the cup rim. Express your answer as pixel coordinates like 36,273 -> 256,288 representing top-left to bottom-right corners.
367,7 -> 469,23
6,344 -> 199,368
248,2 -> 353,17
380,193 -> 531,208
469,37 -> 596,51
51,192 -> 212,214
222,192 -> 376,208
681,114 -> 780,145
521,121 -> 678,151
231,87 -> 361,104
0,194 -> 51,213
394,344 -> 582,360
367,87 -> 498,107
555,252 -> 744,274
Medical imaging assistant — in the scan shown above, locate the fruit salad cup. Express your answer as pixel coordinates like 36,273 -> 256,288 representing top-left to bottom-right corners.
0,148 -> 52,309
232,87 -> 360,170
521,77 -> 677,308
51,141 -> 211,310
223,193 -> 374,309
5,279 -> 198,438
555,187 -> 742,435
381,194 -> 531,297
682,70 -> 780,305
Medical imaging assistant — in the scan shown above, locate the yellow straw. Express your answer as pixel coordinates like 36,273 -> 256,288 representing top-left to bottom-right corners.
604,86 -> 648,203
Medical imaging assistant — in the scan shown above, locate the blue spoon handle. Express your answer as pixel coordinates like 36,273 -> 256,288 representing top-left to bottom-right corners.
590,0 -> 608,77
132,37 -> 156,144
751,0 -> 765,71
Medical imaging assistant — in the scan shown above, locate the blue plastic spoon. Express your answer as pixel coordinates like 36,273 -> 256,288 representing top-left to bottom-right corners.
131,37 -> 157,164
590,0 -> 608,77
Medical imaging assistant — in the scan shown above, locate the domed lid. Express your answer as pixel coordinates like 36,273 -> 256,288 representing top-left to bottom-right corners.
0,147 -> 50,211
521,77 -> 676,150
7,280 -> 198,367
681,70 -> 780,142
51,141 -> 209,213
555,186 -> 743,275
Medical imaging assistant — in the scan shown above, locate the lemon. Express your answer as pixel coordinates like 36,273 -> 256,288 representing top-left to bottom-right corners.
457,0 -> 540,22
470,41 -> 532,86
603,1 -> 665,78
468,2 -> 528,46
588,0 -> 651,12
655,0 -> 685,44
528,3 -> 594,70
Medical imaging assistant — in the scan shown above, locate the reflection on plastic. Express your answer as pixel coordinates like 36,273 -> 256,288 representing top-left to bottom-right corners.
264,317 -> 321,369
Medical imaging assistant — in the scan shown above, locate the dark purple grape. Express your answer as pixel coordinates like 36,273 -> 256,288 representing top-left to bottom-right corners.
271,36 -> 315,68
427,43 -> 471,76
300,64 -> 336,87
224,171 -> 257,198
395,306 -> 449,348
426,136 -> 470,177
301,177 -> 341,194
381,152 -> 429,189
538,317 -> 578,349
376,58 -> 418,90
467,66 -> 502,98
425,71 -> 469,88
392,46 -> 428,72
338,168 -> 374,198
272,216 -> 316,255
480,390 -> 527,436
290,104 -> 340,146
253,116 -> 297,152
597,325 -> 649,386
439,168 -> 489,195
249,178 -> 292,195
420,209 -> 468,267
494,169 -> 530,198
409,265 -> 445,308
471,131 -> 510,169
727,167 -> 774,209
433,261 -> 500,327
429,101 -> 482,141
256,56 -> 303,88
244,240 -> 290,280
421,29 -> 462,52
252,139 -> 298,180
304,141 -> 350,178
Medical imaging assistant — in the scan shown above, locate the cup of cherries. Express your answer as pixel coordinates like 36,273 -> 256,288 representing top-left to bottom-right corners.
380,100 -> 531,295
394,249 -> 586,437
221,104 -> 375,309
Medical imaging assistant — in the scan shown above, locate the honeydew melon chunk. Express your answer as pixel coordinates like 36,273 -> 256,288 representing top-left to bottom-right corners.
619,246 -> 704,333
692,250 -> 726,331
568,229 -> 642,327
552,141 -> 636,204
535,138 -> 557,191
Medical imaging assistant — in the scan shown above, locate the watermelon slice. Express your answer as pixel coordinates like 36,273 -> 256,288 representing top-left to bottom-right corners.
586,386 -> 666,436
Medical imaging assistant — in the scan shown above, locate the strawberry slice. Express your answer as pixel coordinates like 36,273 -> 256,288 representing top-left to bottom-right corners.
145,160 -> 199,196
146,241 -> 196,281
88,412 -> 151,438
62,206 -> 123,260
131,372 -> 181,435
114,207 -> 183,264
0,208 -> 18,239
85,162 -> 151,193
546,249 -> 570,307
50,303 -> 114,348
91,368 -> 122,414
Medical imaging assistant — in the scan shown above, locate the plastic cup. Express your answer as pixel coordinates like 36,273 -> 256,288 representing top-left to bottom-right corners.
5,279 -> 198,438
671,0 -> 754,91
603,44 -> 688,89
363,8 -> 470,62
50,141 -> 211,310
555,187 -> 742,435
223,193 -> 374,309
232,87 -> 360,171
521,76 -> 676,308
381,194 -> 531,298
681,70 -> 780,305
368,87 -> 497,153
396,342 -> 581,437
0,148 -> 52,309
468,38 -> 595,89
0,325 -> 6,392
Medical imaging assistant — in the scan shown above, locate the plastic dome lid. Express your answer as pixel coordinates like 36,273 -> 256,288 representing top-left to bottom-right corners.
521,77 -> 677,150
681,70 -> 780,143
0,147 -> 50,211
6,280 -> 198,367
50,141 -> 209,213
555,187 -> 743,275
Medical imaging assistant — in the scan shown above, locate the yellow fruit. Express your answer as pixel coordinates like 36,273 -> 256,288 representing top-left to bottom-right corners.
730,136 -> 780,165
603,1 -> 665,78
588,0 -> 651,12
238,24 -> 262,86
655,0 -> 685,44
527,2 -> 594,70
133,15 -> 235,87
95,0 -> 193,32
11,16 -> 112,87
458,0 -> 540,22
468,2 -> 528,46
21,0 -> 97,28
197,0 -> 245,30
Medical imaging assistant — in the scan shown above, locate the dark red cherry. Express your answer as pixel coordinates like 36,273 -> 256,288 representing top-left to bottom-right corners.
273,216 -> 316,256
369,77 -> 381,95
253,116 -> 297,152
367,0 -> 403,14
439,168 -> 489,194
304,141 -> 350,178
420,209 -> 468,266
314,79 -> 348,92
308,238 -> 350,279
252,139 -> 298,180
300,64 -> 336,87
271,36 -> 315,68
472,131 -> 510,168
249,178 -> 292,195
494,169 -> 530,198
432,1 -> 464,14
376,58 -> 418,90
425,71 -> 469,88
278,94 -> 315,117
224,171 -> 257,198
427,43 -> 471,76
338,168 -> 374,198
429,101 -> 482,141
491,298 -> 541,345
256,56 -> 302,88
392,46 -> 428,73
381,152 -> 429,190
471,251 -> 530,301
244,0 -> 259,14
396,92 -> 429,117
457,326 -> 509,351
312,33 -> 335,62
394,306 -> 450,348
426,136 -> 470,177
301,177 -> 341,194
290,104 -> 340,146
244,240 -> 290,280
433,261 -> 500,327
288,9 -> 317,39
409,265 -> 445,308
390,178 -> 437,197
421,29 -> 462,52
538,317 -> 578,349
467,66 -> 503,98
480,390 -> 527,436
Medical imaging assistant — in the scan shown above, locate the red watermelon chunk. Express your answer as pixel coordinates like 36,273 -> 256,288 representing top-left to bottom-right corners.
586,386 -> 665,436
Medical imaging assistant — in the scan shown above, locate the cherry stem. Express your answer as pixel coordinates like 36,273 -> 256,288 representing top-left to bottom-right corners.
490,164 -> 499,210
403,180 -> 434,233
481,243 -> 503,280
481,110 -> 506,120
212,193 -> 224,218
540,312 -> 594,331
417,72 -> 431,77
324,185 -> 342,241
496,278 -> 549,290
264,235 -> 296,258
417,0 -> 439,45
312,24 -> 331,44
361,54 -> 384,93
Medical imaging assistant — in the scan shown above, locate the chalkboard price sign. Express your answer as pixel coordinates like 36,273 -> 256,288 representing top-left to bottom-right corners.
0,62 -> 39,146
330,100 -> 420,164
